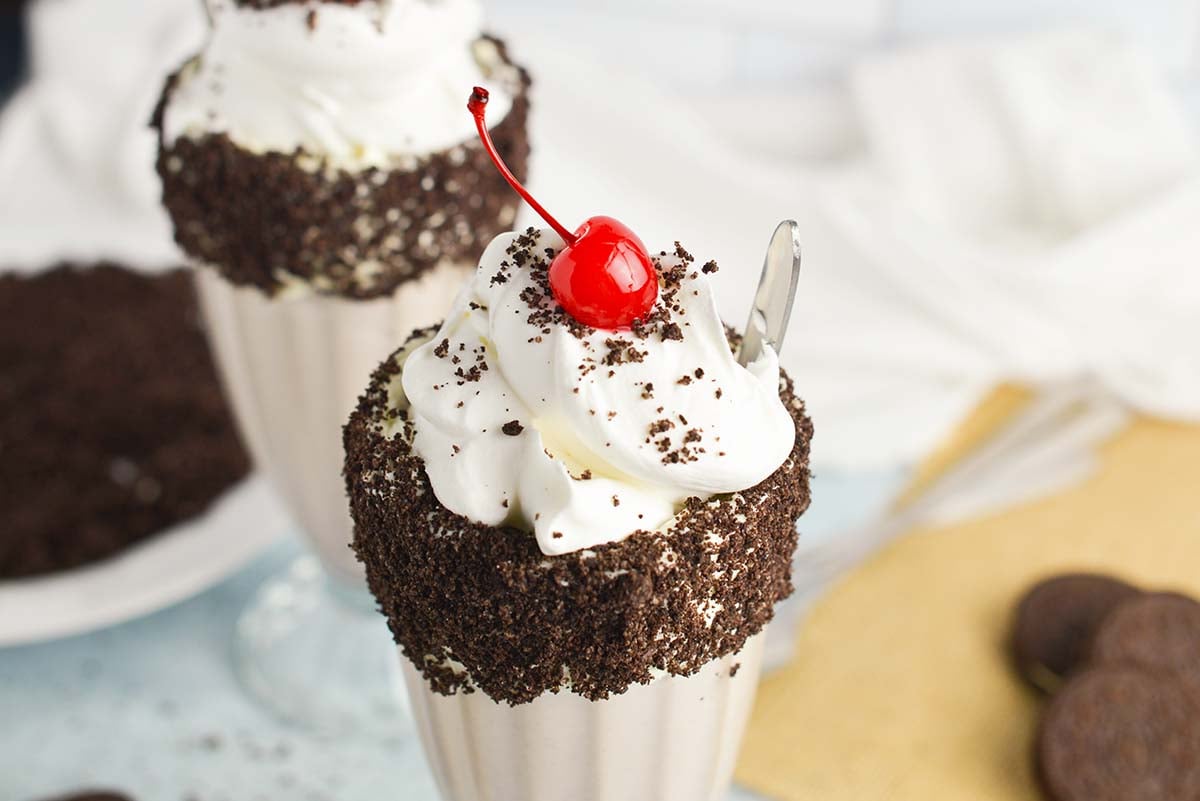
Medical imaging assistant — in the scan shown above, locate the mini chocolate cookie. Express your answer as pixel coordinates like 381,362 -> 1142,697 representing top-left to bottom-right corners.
1090,592 -> 1200,701
1038,666 -> 1200,801
1011,573 -> 1140,692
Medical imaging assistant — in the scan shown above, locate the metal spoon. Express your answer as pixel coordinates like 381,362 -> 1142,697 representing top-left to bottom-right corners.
738,220 -> 803,366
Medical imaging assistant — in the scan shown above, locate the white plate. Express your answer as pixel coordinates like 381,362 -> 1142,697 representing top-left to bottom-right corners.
0,474 -> 290,647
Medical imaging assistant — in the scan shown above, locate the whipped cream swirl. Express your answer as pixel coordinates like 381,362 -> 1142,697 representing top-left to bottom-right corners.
396,228 -> 796,555
161,0 -> 515,169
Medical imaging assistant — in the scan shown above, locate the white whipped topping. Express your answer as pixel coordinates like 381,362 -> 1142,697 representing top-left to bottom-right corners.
161,0 -> 514,169
396,228 -> 796,556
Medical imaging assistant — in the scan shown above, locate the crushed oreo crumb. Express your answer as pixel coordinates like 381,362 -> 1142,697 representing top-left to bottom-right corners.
155,37 -> 530,299
0,265 -> 249,578
601,338 -> 647,367
345,333 -> 812,705
661,323 -> 683,341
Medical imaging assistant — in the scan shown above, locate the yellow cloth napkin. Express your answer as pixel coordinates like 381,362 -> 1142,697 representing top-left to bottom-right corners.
737,392 -> 1200,801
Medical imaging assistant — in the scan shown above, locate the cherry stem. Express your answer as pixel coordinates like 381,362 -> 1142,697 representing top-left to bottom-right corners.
468,87 -> 577,246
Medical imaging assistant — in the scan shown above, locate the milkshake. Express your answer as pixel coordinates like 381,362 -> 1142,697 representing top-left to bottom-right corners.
345,91 -> 813,799
154,0 -> 530,585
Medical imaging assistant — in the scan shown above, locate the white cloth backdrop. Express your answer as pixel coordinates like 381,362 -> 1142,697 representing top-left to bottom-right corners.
2,1 -> 1198,469
0,0 -> 202,268
520,28 -> 1200,467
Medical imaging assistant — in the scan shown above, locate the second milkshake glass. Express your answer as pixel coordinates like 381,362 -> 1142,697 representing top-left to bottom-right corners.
153,0 -> 531,733
194,269 -> 469,733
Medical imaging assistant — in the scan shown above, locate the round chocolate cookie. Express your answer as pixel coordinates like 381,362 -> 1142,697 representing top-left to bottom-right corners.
0,265 -> 250,578
1038,666 -> 1200,801
1011,573 -> 1141,692
1090,592 -> 1200,701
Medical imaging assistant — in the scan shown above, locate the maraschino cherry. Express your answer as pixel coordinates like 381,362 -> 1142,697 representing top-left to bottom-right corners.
468,87 -> 658,330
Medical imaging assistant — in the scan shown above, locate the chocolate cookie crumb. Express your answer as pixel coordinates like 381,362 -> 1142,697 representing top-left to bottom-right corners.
501,420 -> 524,436
155,37 -> 530,299
601,338 -> 646,367
0,265 -> 249,578
346,335 -> 812,705
648,419 -> 675,437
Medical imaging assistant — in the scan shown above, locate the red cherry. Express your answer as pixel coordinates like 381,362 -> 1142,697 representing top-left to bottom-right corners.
547,216 -> 657,329
468,87 -> 658,329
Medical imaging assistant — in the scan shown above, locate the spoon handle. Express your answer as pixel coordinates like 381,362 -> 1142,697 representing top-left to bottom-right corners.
739,220 -> 802,366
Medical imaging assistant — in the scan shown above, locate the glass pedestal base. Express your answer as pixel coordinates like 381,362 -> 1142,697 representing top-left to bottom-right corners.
233,554 -> 410,739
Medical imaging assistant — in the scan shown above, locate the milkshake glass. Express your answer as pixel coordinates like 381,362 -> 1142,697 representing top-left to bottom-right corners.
346,226 -> 814,799
153,0 -> 531,732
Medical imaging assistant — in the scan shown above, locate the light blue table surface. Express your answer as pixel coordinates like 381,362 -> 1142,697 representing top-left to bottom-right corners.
1,468 -> 905,801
